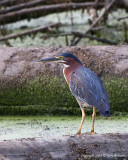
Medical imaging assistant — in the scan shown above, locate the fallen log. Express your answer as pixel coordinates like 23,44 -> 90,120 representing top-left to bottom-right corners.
0,46 -> 128,80
0,46 -> 127,114
0,133 -> 127,159
0,23 -> 59,41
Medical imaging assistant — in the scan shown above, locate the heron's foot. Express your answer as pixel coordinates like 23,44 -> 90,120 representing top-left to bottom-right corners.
91,128 -> 96,135
82,132 -> 96,135
82,132 -> 91,135
90,131 -> 96,135
75,131 -> 81,135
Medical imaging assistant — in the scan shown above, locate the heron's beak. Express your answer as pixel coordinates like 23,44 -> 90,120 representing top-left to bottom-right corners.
37,57 -> 59,63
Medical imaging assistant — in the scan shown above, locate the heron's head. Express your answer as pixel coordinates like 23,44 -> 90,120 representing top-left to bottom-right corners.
37,53 -> 82,68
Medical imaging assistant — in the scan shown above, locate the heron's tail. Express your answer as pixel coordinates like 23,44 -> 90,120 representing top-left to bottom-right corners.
100,110 -> 110,117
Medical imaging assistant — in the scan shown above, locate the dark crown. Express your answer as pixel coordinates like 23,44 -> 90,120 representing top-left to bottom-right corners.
59,53 -> 82,64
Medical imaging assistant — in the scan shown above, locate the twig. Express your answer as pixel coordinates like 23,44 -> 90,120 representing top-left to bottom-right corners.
0,0 -> 102,7
0,0 -> 18,6
118,16 -> 128,21
95,0 -> 99,4
90,26 -> 104,31
72,31 -> 118,45
0,23 -> 59,41
0,0 -> 47,14
70,0 -> 116,46
42,31 -> 117,45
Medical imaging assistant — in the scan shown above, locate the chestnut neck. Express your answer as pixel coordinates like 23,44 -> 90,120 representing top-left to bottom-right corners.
63,61 -> 82,84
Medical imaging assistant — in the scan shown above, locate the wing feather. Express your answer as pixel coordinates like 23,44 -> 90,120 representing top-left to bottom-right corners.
69,67 -> 110,115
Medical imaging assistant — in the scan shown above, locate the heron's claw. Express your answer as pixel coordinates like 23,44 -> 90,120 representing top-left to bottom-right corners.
75,131 -> 81,135
82,132 -> 96,135
90,132 -> 96,135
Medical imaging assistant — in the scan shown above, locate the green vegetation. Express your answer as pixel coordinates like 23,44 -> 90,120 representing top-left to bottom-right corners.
0,76 -> 127,115
103,76 -> 128,115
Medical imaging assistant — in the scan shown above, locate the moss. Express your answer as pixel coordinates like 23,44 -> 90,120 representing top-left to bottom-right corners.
102,76 -> 128,114
0,75 -> 127,115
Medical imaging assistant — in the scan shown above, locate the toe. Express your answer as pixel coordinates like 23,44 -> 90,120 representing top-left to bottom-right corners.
91,132 -> 96,135
75,132 -> 81,135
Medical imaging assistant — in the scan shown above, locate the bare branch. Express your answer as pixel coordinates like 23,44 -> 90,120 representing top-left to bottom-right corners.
118,16 -> 128,21
41,30 -> 117,45
70,0 -> 116,46
0,2 -> 104,24
72,31 -> 118,45
0,0 -> 47,14
0,23 -> 59,41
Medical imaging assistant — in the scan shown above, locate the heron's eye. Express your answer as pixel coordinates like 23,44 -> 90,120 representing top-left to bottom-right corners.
56,56 -> 64,60
59,56 -> 64,60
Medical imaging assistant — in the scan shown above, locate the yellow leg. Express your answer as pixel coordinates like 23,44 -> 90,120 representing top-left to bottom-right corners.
76,108 -> 85,135
91,107 -> 96,134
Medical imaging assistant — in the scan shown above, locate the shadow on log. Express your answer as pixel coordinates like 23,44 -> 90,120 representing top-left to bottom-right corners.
0,133 -> 128,159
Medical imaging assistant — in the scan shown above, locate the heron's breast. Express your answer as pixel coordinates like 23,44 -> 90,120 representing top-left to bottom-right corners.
63,67 -> 73,84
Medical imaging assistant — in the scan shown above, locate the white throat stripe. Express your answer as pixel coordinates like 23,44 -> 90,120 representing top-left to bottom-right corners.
63,64 -> 70,68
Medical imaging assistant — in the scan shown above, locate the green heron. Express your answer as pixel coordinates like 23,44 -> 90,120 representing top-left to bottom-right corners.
38,53 -> 110,135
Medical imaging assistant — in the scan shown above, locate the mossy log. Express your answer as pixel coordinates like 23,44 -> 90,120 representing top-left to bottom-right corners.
0,46 -> 128,80
0,133 -> 128,159
0,46 -> 127,115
